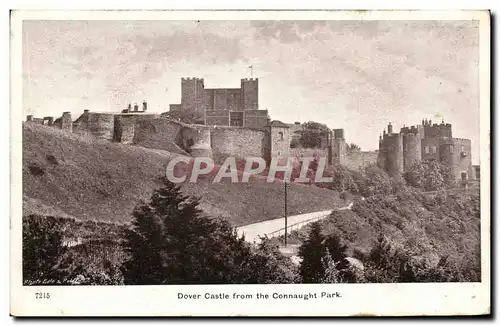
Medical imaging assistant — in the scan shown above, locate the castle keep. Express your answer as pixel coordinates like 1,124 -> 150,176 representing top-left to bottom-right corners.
378,119 -> 473,180
169,77 -> 269,128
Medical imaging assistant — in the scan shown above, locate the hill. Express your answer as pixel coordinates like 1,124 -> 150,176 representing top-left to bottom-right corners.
23,123 -> 341,226
276,188 -> 481,281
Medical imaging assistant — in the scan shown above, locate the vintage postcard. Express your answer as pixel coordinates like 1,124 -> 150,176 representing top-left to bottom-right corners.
10,10 -> 490,316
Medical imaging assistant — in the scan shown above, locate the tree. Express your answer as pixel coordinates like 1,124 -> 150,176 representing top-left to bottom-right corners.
329,164 -> 359,193
298,222 -> 326,283
23,215 -> 69,285
121,203 -> 167,285
405,160 -> 455,191
245,239 -> 299,284
298,222 -> 350,283
364,234 -> 418,283
346,143 -> 361,152
121,179 -> 296,284
300,121 -> 330,148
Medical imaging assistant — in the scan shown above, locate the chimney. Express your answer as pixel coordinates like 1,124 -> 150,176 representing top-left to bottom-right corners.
134,103 -> 139,112
128,103 -> 132,111
84,109 -> 90,113
142,101 -> 147,112
27,115 -> 33,121
388,122 -> 393,134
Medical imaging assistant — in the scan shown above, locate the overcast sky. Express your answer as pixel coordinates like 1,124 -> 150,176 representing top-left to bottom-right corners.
22,20 -> 480,161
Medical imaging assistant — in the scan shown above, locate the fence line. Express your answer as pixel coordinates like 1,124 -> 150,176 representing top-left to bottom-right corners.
265,212 -> 332,239
264,186 -> 478,240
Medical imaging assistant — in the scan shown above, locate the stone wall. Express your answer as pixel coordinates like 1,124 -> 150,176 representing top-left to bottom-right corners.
290,147 -> 329,159
133,118 -> 185,154
269,126 -> 291,160
452,138 -> 473,180
182,126 -> 212,157
421,137 -> 440,161
206,110 -> 230,126
211,127 -> 267,162
61,112 -> 73,132
344,151 -> 379,171
114,115 -> 137,144
244,110 -> 269,129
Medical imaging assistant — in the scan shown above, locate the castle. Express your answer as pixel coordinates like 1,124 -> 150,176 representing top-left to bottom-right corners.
169,78 -> 269,128
378,119 -> 473,181
25,76 -> 476,181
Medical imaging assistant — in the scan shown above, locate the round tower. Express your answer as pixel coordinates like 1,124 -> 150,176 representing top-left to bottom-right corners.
403,132 -> 421,172
382,134 -> 403,178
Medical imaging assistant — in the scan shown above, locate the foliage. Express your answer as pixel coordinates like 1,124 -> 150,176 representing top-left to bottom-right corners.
346,143 -> 361,152
289,137 -> 300,149
245,239 -> 299,284
23,215 -> 69,285
298,222 -> 351,283
298,222 -> 327,283
357,164 -> 402,197
121,179 -> 298,284
404,160 -> 456,191
299,121 -> 331,148
329,164 -> 359,193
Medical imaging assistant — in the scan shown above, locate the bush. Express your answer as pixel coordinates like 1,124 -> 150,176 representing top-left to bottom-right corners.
405,160 -> 455,191
23,215 -> 68,285
245,239 -> 299,284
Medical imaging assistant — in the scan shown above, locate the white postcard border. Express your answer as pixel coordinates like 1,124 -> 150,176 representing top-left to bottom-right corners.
10,9 -> 491,317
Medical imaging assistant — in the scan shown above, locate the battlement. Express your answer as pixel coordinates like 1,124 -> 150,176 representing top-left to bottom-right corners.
400,125 -> 422,135
402,132 -> 419,138
333,128 -> 345,140
383,132 -> 401,140
241,78 -> 258,82
452,137 -> 471,142
181,77 -> 204,82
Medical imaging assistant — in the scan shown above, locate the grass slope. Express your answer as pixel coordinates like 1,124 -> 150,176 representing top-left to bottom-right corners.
23,123 -> 341,226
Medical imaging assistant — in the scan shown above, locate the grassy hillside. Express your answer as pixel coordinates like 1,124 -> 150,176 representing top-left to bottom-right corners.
23,123 -> 341,226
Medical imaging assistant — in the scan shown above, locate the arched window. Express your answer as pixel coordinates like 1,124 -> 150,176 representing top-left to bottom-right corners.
278,131 -> 284,140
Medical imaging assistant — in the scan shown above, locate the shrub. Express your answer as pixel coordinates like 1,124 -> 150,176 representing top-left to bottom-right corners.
28,163 -> 45,176
404,160 -> 455,191
23,215 -> 68,285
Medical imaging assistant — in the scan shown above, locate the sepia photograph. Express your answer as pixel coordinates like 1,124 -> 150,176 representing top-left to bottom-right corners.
10,10 -> 491,316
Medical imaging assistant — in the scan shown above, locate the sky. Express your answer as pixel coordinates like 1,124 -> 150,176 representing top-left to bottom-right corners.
22,20 -> 480,161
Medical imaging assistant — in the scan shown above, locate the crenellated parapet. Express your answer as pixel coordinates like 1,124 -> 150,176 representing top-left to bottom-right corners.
378,118 -> 472,181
